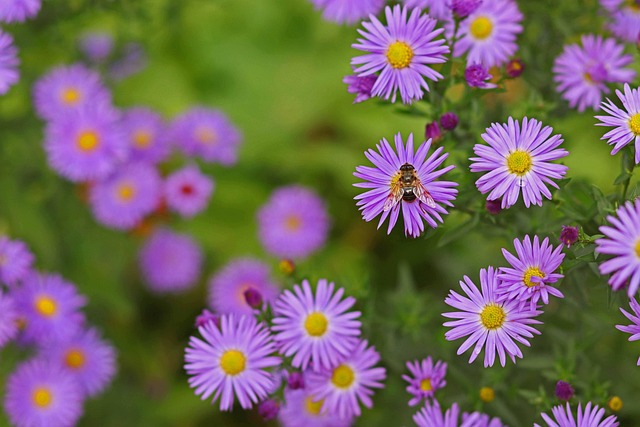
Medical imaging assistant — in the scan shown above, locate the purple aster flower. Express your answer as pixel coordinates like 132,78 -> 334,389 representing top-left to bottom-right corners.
354,133 -> 458,238
470,117 -> 569,209
402,357 -> 447,406
465,63 -> 497,89
601,0 -> 640,43
258,399 -> 280,421
0,236 -> 34,286
195,309 -> 221,329
139,229 -> 202,293
413,400 -> 459,427
452,0 -> 523,67
451,0 -> 483,18
305,339 -> 386,419
425,121 -> 443,142
121,107 -> 171,165
497,235 -> 565,309
0,31 -> 19,95
443,266 -> 543,367
560,225 -> 579,247
257,185 -> 330,259
78,32 -> 113,63
440,112 -> 459,131
534,402 -> 619,427
555,380 -> 575,401
184,314 -> 281,411
505,58 -> 525,78
4,359 -> 83,427
13,273 -> 86,345
164,165 -> 214,218
596,199 -> 640,296
278,387 -> 354,427
170,107 -> 242,165
0,290 -> 18,347
0,0 -> 40,23
42,327 -> 116,398
402,0 -> 451,20
309,0 -> 384,24
33,64 -> 111,121
553,34 -> 635,112
351,5 -> 450,104
89,162 -> 162,230
596,84 -> 640,163
343,73 -> 377,103
616,297 -> 640,364
208,257 -> 279,316
272,279 -> 361,372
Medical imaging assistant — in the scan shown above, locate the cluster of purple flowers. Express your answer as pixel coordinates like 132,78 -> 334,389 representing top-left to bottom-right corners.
0,236 -> 116,427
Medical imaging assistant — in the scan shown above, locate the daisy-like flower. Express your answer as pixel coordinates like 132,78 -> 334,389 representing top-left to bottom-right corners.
465,64 -> 497,89
596,84 -> 640,163
553,34 -> 635,112
33,64 -> 111,121
0,31 -> 19,95
278,387 -> 354,427
309,0 -> 384,24
616,297 -> 640,365
4,359 -> 83,427
343,73 -> 377,104
257,185 -> 330,259
402,0 -> 451,21
596,199 -> 640,296
89,163 -> 162,230
306,339 -> 386,419
443,266 -> 543,367
42,327 -> 117,397
351,5 -> 449,104
138,229 -> 202,293
170,107 -> 242,165
272,279 -> 361,371
402,357 -> 447,406
0,236 -> 34,286
0,291 -> 18,347
498,235 -> 565,309
208,257 -> 279,316
121,107 -> 171,164
469,117 -> 569,209
164,165 -> 214,218
600,0 -> 640,43
0,0 -> 40,23
452,0 -> 523,67
354,133 -> 458,238
184,314 -> 281,411
534,402 -> 619,427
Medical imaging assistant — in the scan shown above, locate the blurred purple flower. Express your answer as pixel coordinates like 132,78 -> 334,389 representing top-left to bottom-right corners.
164,165 -> 214,218
121,107 -> 171,165
560,225 -> 579,247
464,63 -> 497,89
439,112 -> 459,131
0,31 -> 19,95
309,0 -> 384,24
0,0 -> 41,23
0,236 -> 34,286
258,399 -> 280,421
79,32 -> 114,63
343,73 -> 377,104
555,380 -> 575,401
278,386 -> 353,427
194,309 -> 220,329
450,0 -> 483,18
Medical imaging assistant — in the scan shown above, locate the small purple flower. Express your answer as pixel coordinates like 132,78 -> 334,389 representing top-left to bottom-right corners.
443,266 -> 543,367
0,31 -> 19,95
555,380 -> 575,401
121,107 -> 171,165
425,121 -> 442,142
616,297 -> 640,365
465,63 -> 497,89
278,387 -> 353,427
0,291 -> 18,348
534,402 -> 619,427
354,133 -> 458,238
258,399 -> 280,421
309,0 -> 384,24
402,357 -> 447,406
0,236 -> 34,286
451,0 -> 483,18
413,400 -> 459,427
0,0 -> 41,23
506,58 -> 525,78
560,225 -> 579,247
139,229 -> 202,293
470,117 -> 569,209
439,112 -> 459,131
257,185 -> 330,259
596,84 -> 640,163
287,371 -> 305,390
402,0 -> 451,20
485,199 -> 502,215
343,74 -> 377,104
208,257 -> 280,316
78,32 -> 114,63
164,165 -> 214,218
305,339 -> 386,419
194,309 -> 220,329
184,314 -> 281,411
600,0 -> 640,43
351,5 -> 450,104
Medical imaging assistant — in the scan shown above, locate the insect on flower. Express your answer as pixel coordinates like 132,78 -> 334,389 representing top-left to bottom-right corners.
384,163 -> 437,212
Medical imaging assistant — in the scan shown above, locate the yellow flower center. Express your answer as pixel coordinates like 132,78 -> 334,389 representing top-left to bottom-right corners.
133,130 -> 152,148
634,238 -> 640,258
331,364 -> 356,389
65,349 -> 86,369
117,183 -> 136,202
285,215 -> 301,231
304,311 -> 328,337
32,387 -> 53,408
77,131 -> 100,152
479,386 -> 495,402
506,150 -> 532,176
195,127 -> 217,145
628,113 -> 640,136
386,41 -> 414,69
61,88 -> 81,105
523,266 -> 545,287
470,16 -> 493,40
34,296 -> 57,317
480,304 -> 506,330
609,396 -> 623,411
420,378 -> 432,392
305,397 -> 324,416
219,349 -> 246,376
625,0 -> 640,11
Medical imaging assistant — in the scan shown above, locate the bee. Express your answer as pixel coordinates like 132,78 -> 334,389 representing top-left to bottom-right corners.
383,163 -> 436,211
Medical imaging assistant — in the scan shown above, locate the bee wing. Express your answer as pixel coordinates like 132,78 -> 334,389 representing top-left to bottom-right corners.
414,180 -> 437,209
383,183 -> 403,212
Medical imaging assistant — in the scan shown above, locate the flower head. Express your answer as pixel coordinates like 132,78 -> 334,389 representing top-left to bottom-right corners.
309,0 -> 384,24
464,63 -> 497,89
0,0 -> 40,23
560,226 -> 579,247
0,236 -> 34,286
402,357 -> 447,406
351,5 -> 449,104
164,165 -> 214,218
425,121 -> 443,142
121,107 -> 171,164
354,133 -> 458,238
78,32 -> 114,63
272,279 -> 361,371
443,266 -> 543,367
506,58 -> 525,78
555,380 -> 575,401
440,112 -> 459,131
413,400 -> 459,427
600,0 -> 640,43
278,386 -> 353,427
343,73 -> 377,104
258,399 -> 280,421
0,291 -> 18,347
184,314 -> 281,411
534,402 -> 619,427
470,117 -> 568,209
596,84 -> 640,163
0,31 -> 19,95
616,297 -> 640,364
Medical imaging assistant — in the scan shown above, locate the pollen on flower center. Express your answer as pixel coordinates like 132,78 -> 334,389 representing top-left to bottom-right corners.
331,364 -> 356,389
386,41 -> 414,69
77,131 -> 100,152
285,215 -> 301,231
506,150 -> 532,176
117,183 -> 136,202
628,113 -> 640,136
523,266 -> 545,287
420,378 -> 432,392
219,349 -> 246,376
480,304 -> 506,329
34,296 -> 57,317
305,397 -> 324,416
32,387 -> 53,408
470,16 -> 493,40
195,127 -> 217,145
133,130 -> 152,148
61,87 -> 81,105
65,349 -> 86,369
304,311 -> 328,337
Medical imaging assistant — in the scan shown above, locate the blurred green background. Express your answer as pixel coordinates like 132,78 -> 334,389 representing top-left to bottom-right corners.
0,0 -> 639,425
